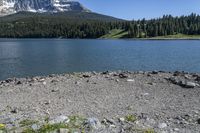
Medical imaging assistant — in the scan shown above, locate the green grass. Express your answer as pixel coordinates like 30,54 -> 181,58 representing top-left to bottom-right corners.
101,31 -> 200,39
149,33 -> 200,39
131,128 -> 155,133
100,29 -> 128,39
19,119 -> 39,127
21,115 -> 86,133
125,114 -> 137,122
37,123 -> 68,133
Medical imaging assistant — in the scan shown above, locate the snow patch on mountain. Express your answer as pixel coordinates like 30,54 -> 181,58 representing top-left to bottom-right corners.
0,0 -> 90,16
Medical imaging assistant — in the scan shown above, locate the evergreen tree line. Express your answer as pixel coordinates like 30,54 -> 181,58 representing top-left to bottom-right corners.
0,13 -> 200,38
127,13 -> 200,38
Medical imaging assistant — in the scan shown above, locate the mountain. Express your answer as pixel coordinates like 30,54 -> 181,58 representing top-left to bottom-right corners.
0,0 -> 124,38
0,11 -> 122,22
0,0 -> 90,16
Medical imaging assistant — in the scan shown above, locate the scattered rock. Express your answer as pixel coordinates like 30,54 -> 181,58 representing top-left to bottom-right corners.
173,128 -> 179,131
142,93 -> 150,96
16,81 -> 22,85
51,79 -> 58,83
102,71 -> 109,75
127,79 -> 135,82
44,100 -> 50,105
138,71 -> 144,74
167,77 -> 199,88
82,74 -> 91,78
119,73 -> 128,78
173,71 -> 184,76
126,105 -> 133,110
85,118 -> 101,130
39,78 -> 45,82
195,76 -> 200,81
49,74 -> 55,78
152,71 -> 158,74
147,82 -> 156,86
181,81 -> 198,88
51,89 -> 59,92
158,123 -> 167,129
119,117 -> 125,122
31,124 -> 40,130
75,81 -> 80,85
167,77 -> 179,84
59,128 -> 69,133
43,82 -> 47,85
0,71 -> 200,132
197,118 -> 200,124
5,79 -> 13,83
49,116 -> 69,124
102,118 -> 116,125
1,117 -> 17,124
10,108 -> 18,114
184,75 -> 190,79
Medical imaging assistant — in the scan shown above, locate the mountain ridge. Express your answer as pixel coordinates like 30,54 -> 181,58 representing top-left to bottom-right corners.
0,11 -> 123,22
0,0 -> 90,16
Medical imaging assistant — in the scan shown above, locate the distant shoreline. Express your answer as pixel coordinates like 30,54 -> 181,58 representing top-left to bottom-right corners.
0,37 -> 200,40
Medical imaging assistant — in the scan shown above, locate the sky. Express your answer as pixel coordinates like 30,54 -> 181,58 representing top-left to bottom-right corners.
78,0 -> 200,20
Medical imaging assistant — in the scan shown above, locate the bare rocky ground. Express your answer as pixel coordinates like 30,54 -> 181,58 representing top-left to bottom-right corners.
0,71 -> 200,133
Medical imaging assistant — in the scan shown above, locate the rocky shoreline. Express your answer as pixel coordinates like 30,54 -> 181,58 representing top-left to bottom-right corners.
0,71 -> 200,133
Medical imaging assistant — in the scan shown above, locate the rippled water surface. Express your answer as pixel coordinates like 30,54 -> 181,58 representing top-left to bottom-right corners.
0,39 -> 200,80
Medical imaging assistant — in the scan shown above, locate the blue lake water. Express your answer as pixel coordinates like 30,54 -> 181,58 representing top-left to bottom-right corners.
0,39 -> 200,80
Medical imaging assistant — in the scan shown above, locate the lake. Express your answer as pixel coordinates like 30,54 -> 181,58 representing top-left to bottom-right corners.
0,39 -> 200,80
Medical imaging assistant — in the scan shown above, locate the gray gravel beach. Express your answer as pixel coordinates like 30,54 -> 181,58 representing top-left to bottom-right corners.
0,71 -> 200,133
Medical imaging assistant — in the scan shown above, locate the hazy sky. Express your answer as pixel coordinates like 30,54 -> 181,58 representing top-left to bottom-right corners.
79,0 -> 200,20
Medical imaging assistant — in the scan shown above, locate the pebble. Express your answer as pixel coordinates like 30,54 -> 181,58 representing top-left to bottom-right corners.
44,101 -> 50,105
10,108 -> 18,114
16,81 -> 22,85
51,89 -> 59,92
49,116 -> 69,124
168,77 -> 198,88
31,124 -> 40,130
147,82 -> 156,86
173,128 -> 179,131
110,124 -> 116,128
158,123 -> 167,129
127,79 -> 135,82
75,81 -> 80,85
103,118 -> 116,125
152,71 -> 158,74
43,82 -> 47,85
59,128 -> 69,133
197,118 -> 200,124
119,117 -> 125,122
183,81 -> 197,88
51,79 -> 58,83
143,93 -> 150,96
1,117 -> 16,124
82,74 -> 91,78
102,71 -> 109,75
119,73 -> 128,78
39,78 -> 45,82
86,118 -> 101,129
5,79 -> 13,83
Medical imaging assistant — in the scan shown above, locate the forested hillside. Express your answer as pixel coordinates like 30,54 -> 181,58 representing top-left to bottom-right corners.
128,13 -> 200,38
0,12 -> 200,38
0,11 -> 124,38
